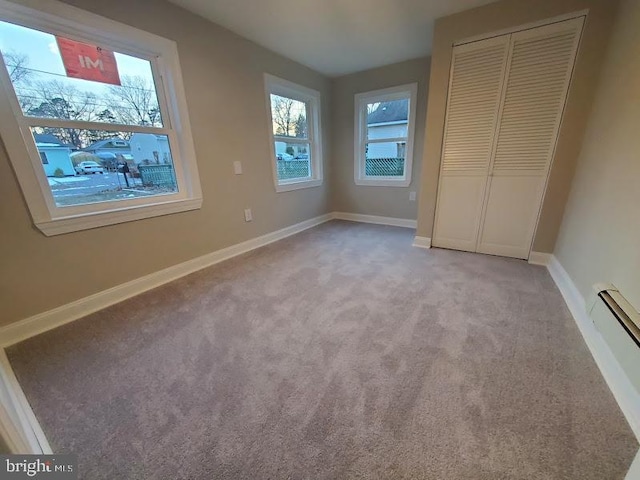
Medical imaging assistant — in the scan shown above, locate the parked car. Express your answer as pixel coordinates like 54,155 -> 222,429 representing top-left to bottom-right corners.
75,161 -> 104,174
276,153 -> 294,161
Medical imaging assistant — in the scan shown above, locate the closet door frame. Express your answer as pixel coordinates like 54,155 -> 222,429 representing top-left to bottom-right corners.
432,12 -> 586,259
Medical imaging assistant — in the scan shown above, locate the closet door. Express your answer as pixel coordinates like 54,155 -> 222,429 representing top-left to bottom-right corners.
476,18 -> 583,258
432,36 -> 509,252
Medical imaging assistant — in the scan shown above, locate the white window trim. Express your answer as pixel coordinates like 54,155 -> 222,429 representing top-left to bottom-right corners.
354,83 -> 418,187
264,74 -> 323,193
0,0 -> 202,236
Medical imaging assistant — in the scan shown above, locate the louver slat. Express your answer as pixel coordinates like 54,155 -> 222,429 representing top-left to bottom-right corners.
492,27 -> 579,174
441,40 -> 507,173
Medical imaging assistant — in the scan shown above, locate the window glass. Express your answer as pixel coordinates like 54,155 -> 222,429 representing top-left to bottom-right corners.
365,142 -> 405,177
0,2 -> 202,235
0,21 -> 163,126
354,85 -> 416,186
266,80 -> 321,189
0,20 -> 181,209
30,128 -> 177,206
273,142 -> 311,181
366,99 -> 409,139
270,94 -> 307,138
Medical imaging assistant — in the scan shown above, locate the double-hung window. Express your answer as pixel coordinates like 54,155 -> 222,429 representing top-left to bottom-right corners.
264,74 -> 323,192
354,84 -> 417,187
0,0 -> 201,235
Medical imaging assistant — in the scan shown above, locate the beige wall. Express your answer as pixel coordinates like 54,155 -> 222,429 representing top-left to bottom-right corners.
554,0 -> 640,309
330,58 -> 430,219
415,0 -> 619,252
0,0 -> 331,327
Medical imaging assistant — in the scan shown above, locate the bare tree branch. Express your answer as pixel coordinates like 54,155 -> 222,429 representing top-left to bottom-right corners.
3,50 -> 31,84
107,75 -> 161,127
27,80 -> 101,147
271,95 -> 295,136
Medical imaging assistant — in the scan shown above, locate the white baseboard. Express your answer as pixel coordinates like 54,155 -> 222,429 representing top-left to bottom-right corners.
332,212 -> 417,229
626,450 -> 640,480
0,211 -> 419,348
0,350 -> 51,454
547,255 -> 640,440
0,213 -> 333,348
1,218 -> 637,459
528,251 -> 551,266
412,236 -> 432,249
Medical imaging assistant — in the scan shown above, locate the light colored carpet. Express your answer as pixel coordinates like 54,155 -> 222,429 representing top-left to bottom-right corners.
8,220 -> 638,479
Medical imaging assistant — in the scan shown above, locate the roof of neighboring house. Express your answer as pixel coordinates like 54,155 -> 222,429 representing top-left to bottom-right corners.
85,138 -> 130,151
33,134 -> 72,147
367,100 -> 408,125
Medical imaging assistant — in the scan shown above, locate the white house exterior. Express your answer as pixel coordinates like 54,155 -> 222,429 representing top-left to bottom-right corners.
34,134 -> 75,177
274,141 -> 307,158
366,100 -> 409,159
130,133 -> 173,165
367,121 -> 408,158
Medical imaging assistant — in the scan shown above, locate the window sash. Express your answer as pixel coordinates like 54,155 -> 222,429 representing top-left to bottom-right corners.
269,94 -> 310,140
354,83 -> 417,187
361,136 -> 408,145
0,16 -> 183,211
273,136 -> 310,145
264,74 -> 322,192
0,0 -> 202,234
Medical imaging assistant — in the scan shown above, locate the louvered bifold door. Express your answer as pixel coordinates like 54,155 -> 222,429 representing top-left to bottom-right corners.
476,18 -> 583,259
432,36 -> 509,251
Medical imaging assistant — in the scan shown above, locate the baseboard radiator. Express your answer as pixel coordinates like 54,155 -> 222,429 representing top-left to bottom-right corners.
589,284 -> 640,394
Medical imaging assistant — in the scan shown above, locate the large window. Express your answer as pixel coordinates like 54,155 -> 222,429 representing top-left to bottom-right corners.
0,0 -> 201,235
264,74 -> 323,192
354,84 -> 417,187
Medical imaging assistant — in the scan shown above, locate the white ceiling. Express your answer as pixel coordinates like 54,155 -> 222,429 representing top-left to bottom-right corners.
168,0 -> 497,77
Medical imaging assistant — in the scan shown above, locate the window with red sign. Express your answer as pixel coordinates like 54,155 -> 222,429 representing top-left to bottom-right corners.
0,0 -> 201,235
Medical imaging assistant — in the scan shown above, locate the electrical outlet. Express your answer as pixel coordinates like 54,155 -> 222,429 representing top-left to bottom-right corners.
409,191 -> 417,202
233,161 -> 243,175
244,208 -> 253,222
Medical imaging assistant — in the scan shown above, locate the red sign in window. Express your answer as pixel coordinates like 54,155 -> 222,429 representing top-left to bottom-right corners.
56,37 -> 121,86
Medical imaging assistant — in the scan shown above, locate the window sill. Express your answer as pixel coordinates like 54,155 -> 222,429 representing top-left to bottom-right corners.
275,179 -> 323,193
35,197 -> 203,236
355,178 -> 411,187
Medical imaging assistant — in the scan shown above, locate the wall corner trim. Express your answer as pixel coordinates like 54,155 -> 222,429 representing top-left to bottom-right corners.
546,255 -> 640,441
412,236 -> 432,249
528,251 -> 552,266
332,212 -> 417,229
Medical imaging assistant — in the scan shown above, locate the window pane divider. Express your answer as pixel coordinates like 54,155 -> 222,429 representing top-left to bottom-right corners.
272,136 -> 310,144
365,136 -> 408,144
19,117 -> 169,135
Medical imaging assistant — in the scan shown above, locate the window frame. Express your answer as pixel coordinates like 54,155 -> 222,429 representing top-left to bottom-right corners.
264,74 -> 323,193
0,0 -> 202,236
354,83 -> 418,187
